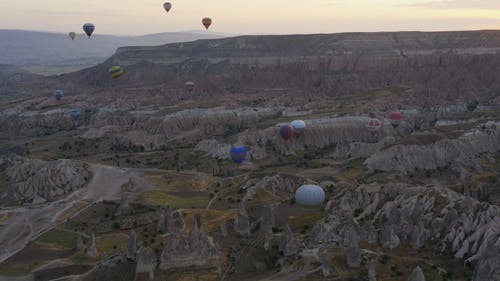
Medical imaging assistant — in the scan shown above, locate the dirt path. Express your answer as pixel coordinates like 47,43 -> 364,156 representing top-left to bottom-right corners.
0,164 -> 133,265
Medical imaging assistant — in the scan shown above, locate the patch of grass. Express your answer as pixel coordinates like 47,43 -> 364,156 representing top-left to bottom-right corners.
69,252 -> 98,264
35,228 -> 77,250
288,212 -> 323,232
137,190 -> 210,209
96,233 -> 129,255
0,213 -> 9,222
0,262 -> 40,275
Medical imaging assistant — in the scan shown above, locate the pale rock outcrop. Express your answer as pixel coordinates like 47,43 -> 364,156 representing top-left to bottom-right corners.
135,247 -> 157,280
365,122 -> 500,177
86,233 -> 97,258
3,156 -> 90,205
115,188 -> 130,216
241,117 -> 394,156
318,248 -> 331,277
369,262 -> 377,281
310,183 -> 500,281
77,234 -> 84,251
234,203 -> 251,237
280,224 -> 300,257
159,215 -> 219,270
346,245 -> 361,268
157,206 -> 177,234
156,208 -> 166,233
261,205 -> 275,250
470,233 -> 500,281
126,230 -> 137,261
81,125 -> 116,139
242,174 -> 297,202
410,222 -> 429,249
408,266 -> 426,281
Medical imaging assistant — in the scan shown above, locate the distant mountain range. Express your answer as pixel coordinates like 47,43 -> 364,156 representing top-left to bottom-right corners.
0,29 -> 225,68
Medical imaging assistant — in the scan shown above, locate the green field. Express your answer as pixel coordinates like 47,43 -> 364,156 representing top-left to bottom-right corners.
35,228 -> 78,249
137,190 -> 211,209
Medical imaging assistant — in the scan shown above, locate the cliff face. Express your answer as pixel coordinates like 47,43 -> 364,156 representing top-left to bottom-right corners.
365,122 -> 500,178
1,156 -> 90,205
62,31 -> 500,105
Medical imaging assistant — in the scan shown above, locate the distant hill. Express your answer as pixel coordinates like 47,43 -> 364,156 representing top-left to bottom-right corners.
61,30 -> 500,106
0,30 -> 225,68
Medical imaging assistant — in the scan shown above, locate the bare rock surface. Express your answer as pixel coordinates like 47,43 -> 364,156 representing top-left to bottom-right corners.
234,203 -> 251,237
126,230 -> 137,261
365,122 -> 500,176
408,266 -> 426,281
2,156 -> 90,205
135,247 -> 157,280
310,183 -> 500,280
159,215 -> 219,270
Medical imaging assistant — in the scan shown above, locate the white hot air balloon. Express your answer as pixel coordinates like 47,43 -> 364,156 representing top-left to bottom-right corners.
295,185 -> 325,206
291,120 -> 306,136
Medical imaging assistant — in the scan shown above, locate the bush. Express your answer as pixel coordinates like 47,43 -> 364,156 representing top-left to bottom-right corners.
379,254 -> 391,264
354,208 -> 363,217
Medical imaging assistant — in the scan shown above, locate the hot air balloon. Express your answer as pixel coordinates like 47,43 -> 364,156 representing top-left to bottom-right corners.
83,23 -> 95,38
366,118 -> 381,135
185,81 -> 195,92
230,146 -> 247,164
163,2 -> 172,13
295,185 -> 325,206
279,124 -> 294,142
69,32 -> 76,40
53,90 -> 63,101
70,109 -> 81,121
202,17 -> 212,29
291,120 -> 306,136
388,112 -> 403,128
108,66 -> 123,79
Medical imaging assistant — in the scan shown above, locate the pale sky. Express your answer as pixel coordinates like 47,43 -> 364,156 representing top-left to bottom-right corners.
2,0 -> 500,35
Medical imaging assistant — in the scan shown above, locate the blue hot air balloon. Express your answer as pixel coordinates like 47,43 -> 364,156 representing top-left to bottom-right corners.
70,109 -> 81,121
295,185 -> 325,206
83,23 -> 95,38
53,90 -> 63,101
230,146 -> 247,164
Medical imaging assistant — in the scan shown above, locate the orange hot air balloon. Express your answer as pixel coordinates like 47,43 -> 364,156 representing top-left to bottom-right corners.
202,17 -> 212,29
185,81 -> 195,92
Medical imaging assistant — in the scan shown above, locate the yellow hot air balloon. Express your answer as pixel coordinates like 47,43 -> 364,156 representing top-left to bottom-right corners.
69,32 -> 76,40
202,17 -> 212,30
108,66 -> 123,79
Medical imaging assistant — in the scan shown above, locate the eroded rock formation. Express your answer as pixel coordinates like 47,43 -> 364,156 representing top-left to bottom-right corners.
1,156 -> 90,205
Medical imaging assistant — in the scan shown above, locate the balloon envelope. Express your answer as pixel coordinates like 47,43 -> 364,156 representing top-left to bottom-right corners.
83,23 -> 95,38
109,66 -> 123,79
230,146 -> 247,164
295,185 -> 325,206
279,124 -> 294,142
366,118 -> 381,135
202,17 -> 212,29
388,112 -> 403,127
163,2 -> 172,12
388,112 -> 403,121
70,109 -> 81,121
69,32 -> 76,40
291,120 -> 306,136
185,81 -> 195,92
53,90 -> 63,101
